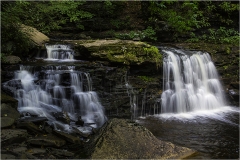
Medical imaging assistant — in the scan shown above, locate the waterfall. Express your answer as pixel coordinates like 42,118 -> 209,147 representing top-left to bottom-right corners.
45,44 -> 74,60
2,44 -> 107,133
161,48 -> 226,113
7,65 -> 107,131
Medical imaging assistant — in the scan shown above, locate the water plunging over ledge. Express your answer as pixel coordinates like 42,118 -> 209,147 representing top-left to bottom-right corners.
2,44 -> 107,133
137,47 -> 239,159
161,48 -> 226,113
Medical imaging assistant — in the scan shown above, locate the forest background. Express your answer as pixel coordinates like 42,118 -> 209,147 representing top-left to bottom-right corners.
1,1 -> 239,58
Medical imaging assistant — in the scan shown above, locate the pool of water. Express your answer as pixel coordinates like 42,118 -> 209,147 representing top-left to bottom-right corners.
137,106 -> 239,159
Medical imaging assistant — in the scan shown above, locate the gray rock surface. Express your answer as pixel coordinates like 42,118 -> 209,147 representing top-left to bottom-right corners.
89,118 -> 196,159
1,129 -> 28,145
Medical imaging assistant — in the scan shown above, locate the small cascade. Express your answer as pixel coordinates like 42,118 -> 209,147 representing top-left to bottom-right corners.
3,65 -> 107,132
161,48 -> 226,113
45,44 -> 74,60
123,72 -> 139,120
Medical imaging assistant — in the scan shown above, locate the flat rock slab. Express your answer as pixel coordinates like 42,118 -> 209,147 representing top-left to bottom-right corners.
53,130 -> 81,144
1,129 -> 28,145
27,134 -> 66,147
18,117 -> 48,123
90,118 -> 196,159
17,121 -> 44,133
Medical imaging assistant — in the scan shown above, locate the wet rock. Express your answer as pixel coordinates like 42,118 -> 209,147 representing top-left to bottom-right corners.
26,148 -> 46,155
89,118 -> 196,159
1,153 -> 16,159
230,82 -> 239,89
46,148 -> 75,157
72,126 -> 91,138
53,130 -> 81,144
0,92 -> 18,108
1,117 -> 15,128
52,112 -> 70,124
75,116 -> 84,126
27,134 -> 66,147
1,129 -> 28,145
228,89 -> 239,101
16,121 -> 44,133
1,103 -> 20,120
12,146 -> 28,153
18,116 -> 48,123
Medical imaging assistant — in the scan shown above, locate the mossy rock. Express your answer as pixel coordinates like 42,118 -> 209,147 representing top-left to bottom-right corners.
65,39 -> 162,66
1,92 -> 18,109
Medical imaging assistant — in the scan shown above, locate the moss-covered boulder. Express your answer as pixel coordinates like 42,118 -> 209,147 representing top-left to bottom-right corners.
64,39 -> 162,66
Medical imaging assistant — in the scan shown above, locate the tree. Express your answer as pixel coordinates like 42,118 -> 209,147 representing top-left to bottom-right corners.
1,0 -> 93,57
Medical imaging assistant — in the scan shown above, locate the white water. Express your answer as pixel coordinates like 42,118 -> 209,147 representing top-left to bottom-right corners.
44,44 -> 77,61
161,48 -> 227,113
12,65 -> 107,132
3,44 -> 107,133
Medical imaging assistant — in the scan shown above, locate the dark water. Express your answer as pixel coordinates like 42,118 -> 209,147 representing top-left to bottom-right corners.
137,106 -> 239,159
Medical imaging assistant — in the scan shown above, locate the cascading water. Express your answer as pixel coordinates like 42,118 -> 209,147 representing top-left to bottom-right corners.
137,47 -> 239,159
161,48 -> 226,113
3,45 -> 107,133
44,44 -> 75,61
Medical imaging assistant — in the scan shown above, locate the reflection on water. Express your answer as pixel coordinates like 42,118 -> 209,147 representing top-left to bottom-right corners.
137,106 -> 239,159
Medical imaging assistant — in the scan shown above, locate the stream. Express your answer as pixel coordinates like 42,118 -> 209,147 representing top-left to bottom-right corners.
137,106 -> 239,159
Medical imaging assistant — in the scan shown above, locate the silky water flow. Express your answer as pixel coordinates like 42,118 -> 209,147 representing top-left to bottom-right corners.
161,48 -> 227,113
137,47 -> 239,159
3,44 -> 107,134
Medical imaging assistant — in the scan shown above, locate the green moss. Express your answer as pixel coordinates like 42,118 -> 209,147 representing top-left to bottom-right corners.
138,76 -> 155,83
226,47 -> 231,54
143,46 -> 162,68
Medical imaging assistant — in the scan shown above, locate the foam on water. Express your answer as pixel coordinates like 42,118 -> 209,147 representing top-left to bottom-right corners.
154,106 -> 239,126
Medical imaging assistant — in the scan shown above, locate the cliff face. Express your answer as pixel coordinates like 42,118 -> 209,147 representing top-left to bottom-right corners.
1,40 -> 238,119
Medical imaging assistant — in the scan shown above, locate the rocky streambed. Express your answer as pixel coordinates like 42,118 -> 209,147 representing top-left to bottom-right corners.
1,100 -> 196,159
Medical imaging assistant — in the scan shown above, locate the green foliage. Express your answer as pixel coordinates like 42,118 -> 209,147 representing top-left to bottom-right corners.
186,27 -> 240,44
14,1 -> 93,33
1,1 -> 93,55
143,46 -> 162,68
148,1 -> 209,37
114,27 -> 157,41
1,2 -> 33,56
0,53 -> 8,63
147,1 -> 239,42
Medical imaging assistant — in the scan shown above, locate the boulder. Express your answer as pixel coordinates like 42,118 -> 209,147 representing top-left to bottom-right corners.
64,39 -> 162,66
1,103 -> 20,120
1,117 -> 15,128
88,118 -> 196,159
20,24 -> 50,46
